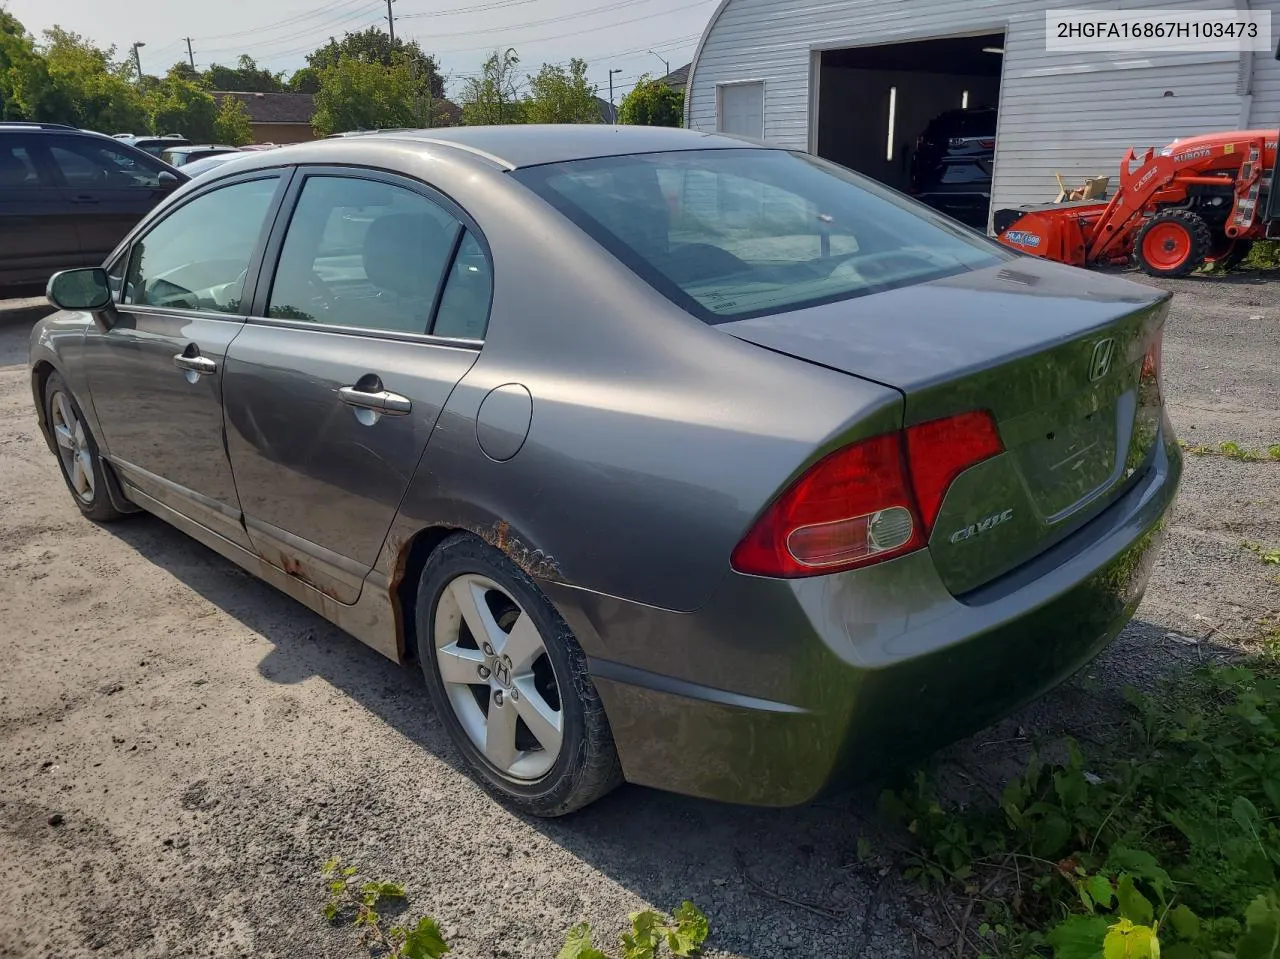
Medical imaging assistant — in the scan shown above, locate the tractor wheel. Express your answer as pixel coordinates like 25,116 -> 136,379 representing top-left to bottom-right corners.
1135,210 -> 1212,278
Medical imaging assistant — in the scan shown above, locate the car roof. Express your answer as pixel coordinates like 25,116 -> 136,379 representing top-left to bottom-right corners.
165,144 -> 236,152
364,124 -> 780,169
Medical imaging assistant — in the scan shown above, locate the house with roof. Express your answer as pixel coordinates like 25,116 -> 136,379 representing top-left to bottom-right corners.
212,91 -> 317,143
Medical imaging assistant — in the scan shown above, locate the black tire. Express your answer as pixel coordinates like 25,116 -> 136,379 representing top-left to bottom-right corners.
415,533 -> 622,816
42,372 -> 127,522
1134,210 -> 1212,278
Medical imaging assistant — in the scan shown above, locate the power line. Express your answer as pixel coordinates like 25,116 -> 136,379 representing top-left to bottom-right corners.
193,0 -> 370,43
426,0 -> 716,56
441,32 -> 702,80
409,0 -> 675,34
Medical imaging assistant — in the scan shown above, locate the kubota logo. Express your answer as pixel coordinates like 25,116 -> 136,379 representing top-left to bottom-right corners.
1005,230 -> 1042,248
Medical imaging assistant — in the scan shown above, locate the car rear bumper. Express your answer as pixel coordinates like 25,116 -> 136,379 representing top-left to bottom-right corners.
545,425 -> 1182,806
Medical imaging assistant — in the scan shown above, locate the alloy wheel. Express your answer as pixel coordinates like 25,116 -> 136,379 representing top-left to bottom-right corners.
433,573 -> 564,781
50,391 -> 95,504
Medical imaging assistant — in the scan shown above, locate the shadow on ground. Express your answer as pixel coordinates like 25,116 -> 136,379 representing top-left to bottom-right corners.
96,509 -> 1240,958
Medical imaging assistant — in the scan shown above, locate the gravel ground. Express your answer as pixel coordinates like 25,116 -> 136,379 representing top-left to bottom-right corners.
1,270 -> 1276,959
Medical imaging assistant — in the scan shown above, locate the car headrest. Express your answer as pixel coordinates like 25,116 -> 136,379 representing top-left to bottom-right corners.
0,149 -> 31,186
362,213 -> 454,299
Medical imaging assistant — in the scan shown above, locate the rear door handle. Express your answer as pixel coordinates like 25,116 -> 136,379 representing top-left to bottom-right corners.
173,353 -> 217,375
69,195 -> 100,204
338,386 -> 411,415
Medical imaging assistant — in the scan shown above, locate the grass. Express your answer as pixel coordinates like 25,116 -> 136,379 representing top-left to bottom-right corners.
1243,542 -> 1280,567
320,858 -> 709,959
1178,440 -> 1280,463
1243,240 -> 1280,271
879,642 -> 1280,958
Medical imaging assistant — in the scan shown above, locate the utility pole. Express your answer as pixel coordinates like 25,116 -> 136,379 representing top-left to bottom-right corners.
184,37 -> 195,68
648,50 -> 670,78
608,68 -> 622,123
131,41 -> 146,82
385,0 -> 396,43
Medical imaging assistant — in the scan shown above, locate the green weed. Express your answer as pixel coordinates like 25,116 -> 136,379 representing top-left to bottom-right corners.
881,655 -> 1280,958
1178,440 -> 1280,463
1243,240 -> 1280,270
1243,542 -> 1280,566
320,858 -> 709,959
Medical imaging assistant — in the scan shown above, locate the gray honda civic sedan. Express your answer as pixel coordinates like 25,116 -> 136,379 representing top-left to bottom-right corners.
30,125 -> 1181,816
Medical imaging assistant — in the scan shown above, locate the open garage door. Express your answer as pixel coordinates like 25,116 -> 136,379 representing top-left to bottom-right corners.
816,33 -> 1004,230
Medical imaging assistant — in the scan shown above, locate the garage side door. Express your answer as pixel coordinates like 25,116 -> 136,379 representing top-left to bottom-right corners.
719,82 -> 765,139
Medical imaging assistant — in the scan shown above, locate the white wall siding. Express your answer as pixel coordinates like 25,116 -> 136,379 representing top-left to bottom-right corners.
687,0 -> 1262,219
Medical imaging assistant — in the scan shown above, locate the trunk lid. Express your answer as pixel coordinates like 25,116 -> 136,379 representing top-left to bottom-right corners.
722,257 -> 1170,594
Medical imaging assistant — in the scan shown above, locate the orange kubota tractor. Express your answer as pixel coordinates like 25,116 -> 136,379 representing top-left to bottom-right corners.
994,129 -> 1278,276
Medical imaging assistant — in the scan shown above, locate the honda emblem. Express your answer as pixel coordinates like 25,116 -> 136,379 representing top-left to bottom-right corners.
1089,338 -> 1116,382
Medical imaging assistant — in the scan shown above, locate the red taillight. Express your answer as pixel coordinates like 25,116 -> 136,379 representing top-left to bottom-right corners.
905,411 -> 1004,530
731,412 -> 1004,578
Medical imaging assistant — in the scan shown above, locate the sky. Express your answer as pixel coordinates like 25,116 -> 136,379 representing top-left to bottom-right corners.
3,0 -> 714,105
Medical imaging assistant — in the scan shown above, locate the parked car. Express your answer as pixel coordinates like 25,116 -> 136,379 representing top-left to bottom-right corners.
0,121 -> 185,291
908,107 -> 997,229
160,144 -> 240,168
179,151 -> 247,179
115,133 -> 192,157
326,128 -> 415,138
31,126 -> 1180,817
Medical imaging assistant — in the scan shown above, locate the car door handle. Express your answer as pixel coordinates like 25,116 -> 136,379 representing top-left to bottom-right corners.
69,195 -> 100,204
338,386 -> 411,415
173,353 -> 217,375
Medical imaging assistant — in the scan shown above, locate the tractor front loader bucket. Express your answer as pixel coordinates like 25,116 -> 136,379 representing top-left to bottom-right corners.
993,201 -> 1111,267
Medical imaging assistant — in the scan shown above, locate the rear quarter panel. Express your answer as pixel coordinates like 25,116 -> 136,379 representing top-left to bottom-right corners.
374,148 -> 905,613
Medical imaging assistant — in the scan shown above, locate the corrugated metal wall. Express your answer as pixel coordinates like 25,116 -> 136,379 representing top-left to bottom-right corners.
686,0 -> 1274,221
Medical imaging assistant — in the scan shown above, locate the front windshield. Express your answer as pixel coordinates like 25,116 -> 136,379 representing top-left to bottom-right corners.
513,148 -> 1011,323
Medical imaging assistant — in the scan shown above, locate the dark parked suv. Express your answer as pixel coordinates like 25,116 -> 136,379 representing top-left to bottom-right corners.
908,107 -> 997,230
0,122 -> 186,291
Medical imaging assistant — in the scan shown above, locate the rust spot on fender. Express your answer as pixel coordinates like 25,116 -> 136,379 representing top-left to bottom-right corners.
469,521 -> 563,583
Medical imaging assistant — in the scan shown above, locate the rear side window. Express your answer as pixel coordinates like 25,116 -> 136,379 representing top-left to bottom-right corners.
267,175 -> 489,338
123,176 -> 279,313
49,138 -> 163,189
514,148 -> 1008,323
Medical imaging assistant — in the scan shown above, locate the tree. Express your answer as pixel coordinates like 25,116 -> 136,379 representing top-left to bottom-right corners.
460,48 -> 526,126
311,56 -> 419,136
307,28 -> 442,99
145,76 -> 217,140
166,61 -> 201,84
287,66 -> 320,94
38,27 -> 147,133
525,58 -> 599,125
0,12 -> 65,121
618,75 -> 684,128
213,96 -> 253,145
203,54 -> 283,93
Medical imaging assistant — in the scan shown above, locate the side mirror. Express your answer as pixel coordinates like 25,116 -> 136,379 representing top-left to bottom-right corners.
157,170 -> 181,191
47,268 -> 116,329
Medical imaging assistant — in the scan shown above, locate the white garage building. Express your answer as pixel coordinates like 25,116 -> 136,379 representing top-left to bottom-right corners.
684,0 -> 1280,230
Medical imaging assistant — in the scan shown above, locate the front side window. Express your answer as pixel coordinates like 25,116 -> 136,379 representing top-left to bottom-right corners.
514,148 -> 1010,323
49,138 -> 164,189
123,176 -> 279,313
267,175 -> 477,336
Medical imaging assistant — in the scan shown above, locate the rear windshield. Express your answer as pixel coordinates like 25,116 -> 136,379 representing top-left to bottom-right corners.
513,149 -> 1009,323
